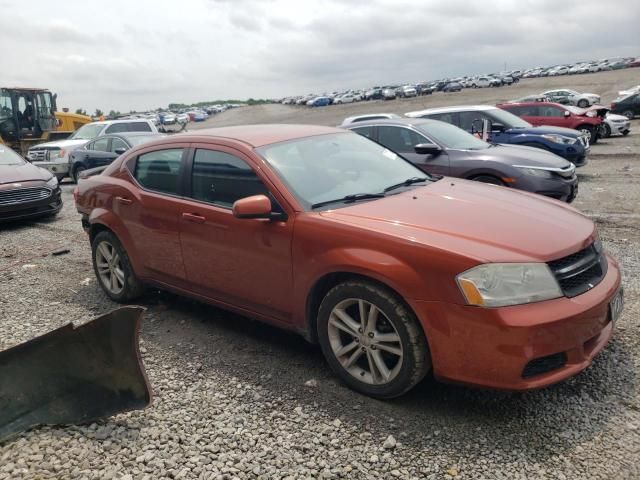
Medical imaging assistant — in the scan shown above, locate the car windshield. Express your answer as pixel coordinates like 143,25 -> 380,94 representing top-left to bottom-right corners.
485,108 -> 532,129
0,146 -> 25,166
257,132 -> 429,209
417,122 -> 489,150
70,123 -> 105,140
127,135 -> 162,146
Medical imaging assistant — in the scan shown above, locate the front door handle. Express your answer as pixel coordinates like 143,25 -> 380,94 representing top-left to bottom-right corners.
115,196 -> 133,205
182,213 -> 206,224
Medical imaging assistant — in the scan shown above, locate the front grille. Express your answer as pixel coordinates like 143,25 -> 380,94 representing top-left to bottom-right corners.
522,352 -> 567,378
548,242 -> 607,297
0,187 -> 52,206
27,148 -> 59,161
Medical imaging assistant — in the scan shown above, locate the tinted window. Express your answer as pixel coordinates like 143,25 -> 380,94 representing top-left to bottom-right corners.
351,126 -> 375,139
134,149 -> 183,195
539,105 -> 564,117
191,149 -> 269,208
105,123 -> 129,134
427,112 -> 456,126
90,137 -> 110,152
378,126 -> 430,152
111,137 -> 128,152
458,111 -> 490,131
129,122 -> 152,132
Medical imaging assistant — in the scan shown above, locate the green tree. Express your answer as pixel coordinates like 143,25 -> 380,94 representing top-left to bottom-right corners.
108,110 -> 121,119
94,109 -> 104,118
74,108 -> 87,116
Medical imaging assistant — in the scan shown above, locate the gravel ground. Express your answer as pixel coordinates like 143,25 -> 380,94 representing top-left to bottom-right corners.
1,69 -> 639,479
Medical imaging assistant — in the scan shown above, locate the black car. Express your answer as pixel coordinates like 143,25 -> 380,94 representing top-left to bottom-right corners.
0,145 -> 62,222
611,94 -> 640,119
69,132 -> 164,182
416,83 -> 436,95
443,82 -> 462,92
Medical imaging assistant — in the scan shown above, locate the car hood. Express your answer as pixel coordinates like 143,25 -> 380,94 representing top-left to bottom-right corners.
510,125 -> 582,137
320,179 -> 594,263
30,139 -> 88,150
452,144 -> 571,168
0,162 -> 51,184
606,113 -> 629,121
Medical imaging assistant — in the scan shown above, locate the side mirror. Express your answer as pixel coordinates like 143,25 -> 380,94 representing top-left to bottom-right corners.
564,110 -> 571,117
232,195 -> 272,219
491,122 -> 506,132
414,143 -> 442,156
114,147 -> 127,155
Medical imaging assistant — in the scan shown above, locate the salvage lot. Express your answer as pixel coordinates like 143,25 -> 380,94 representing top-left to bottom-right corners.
1,70 -> 639,479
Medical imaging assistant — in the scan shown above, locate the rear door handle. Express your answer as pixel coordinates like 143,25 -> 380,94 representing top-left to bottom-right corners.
115,196 -> 133,205
182,213 -> 206,224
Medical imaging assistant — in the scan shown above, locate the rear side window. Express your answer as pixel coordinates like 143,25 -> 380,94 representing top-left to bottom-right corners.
129,122 -> 152,132
427,112 -> 456,126
105,123 -> 128,134
191,149 -> 269,208
351,126 -> 375,139
134,149 -> 183,195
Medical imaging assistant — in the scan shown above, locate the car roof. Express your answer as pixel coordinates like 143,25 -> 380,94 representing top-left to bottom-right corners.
89,119 -> 154,126
175,124 -> 344,148
500,101 -> 565,107
405,105 -> 497,117
342,118 -> 446,129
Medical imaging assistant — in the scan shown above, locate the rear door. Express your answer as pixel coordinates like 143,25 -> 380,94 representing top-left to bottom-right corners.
119,145 -> 191,286
376,125 -> 450,175
83,137 -> 118,168
178,144 -> 294,321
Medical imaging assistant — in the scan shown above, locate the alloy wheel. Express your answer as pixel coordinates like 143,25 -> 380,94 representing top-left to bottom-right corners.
327,298 -> 403,385
580,127 -> 592,141
95,241 -> 125,295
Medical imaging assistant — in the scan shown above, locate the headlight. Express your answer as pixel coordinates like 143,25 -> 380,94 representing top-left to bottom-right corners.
51,149 -> 66,159
541,134 -> 577,145
515,167 -> 554,178
456,263 -> 563,307
46,176 -> 58,188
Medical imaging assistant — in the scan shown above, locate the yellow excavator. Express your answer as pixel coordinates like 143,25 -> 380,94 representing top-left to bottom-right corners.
0,87 -> 91,155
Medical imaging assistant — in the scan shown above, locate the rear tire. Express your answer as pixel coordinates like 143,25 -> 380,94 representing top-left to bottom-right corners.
471,175 -> 505,186
577,99 -> 589,108
317,280 -> 430,399
91,231 -> 144,303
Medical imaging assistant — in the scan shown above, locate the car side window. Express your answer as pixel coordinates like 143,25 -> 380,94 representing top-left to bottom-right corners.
91,137 -> 110,152
458,111 -> 489,132
520,105 -> 540,116
111,138 -> 128,152
105,123 -> 128,134
351,126 -> 375,139
378,127 -> 428,153
428,113 -> 456,126
134,148 -> 184,195
191,149 -> 270,208
540,105 -> 564,117
129,122 -> 152,132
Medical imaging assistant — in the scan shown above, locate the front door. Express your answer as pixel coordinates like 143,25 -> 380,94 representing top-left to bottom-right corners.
376,125 -> 450,175
178,145 -> 294,321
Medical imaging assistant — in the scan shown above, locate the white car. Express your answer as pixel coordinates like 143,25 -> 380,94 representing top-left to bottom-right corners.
399,85 -> 417,97
601,113 -> 631,137
543,89 -> 601,108
471,77 -> 491,88
339,113 -> 401,127
176,113 -> 189,124
548,66 -> 569,76
619,85 -> 640,97
334,94 -> 355,104
27,119 -> 158,181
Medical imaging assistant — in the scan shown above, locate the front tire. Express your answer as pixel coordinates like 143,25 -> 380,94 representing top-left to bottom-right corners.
72,165 -> 86,183
602,123 -> 612,138
577,99 -> 589,108
623,110 -> 634,120
471,175 -> 505,186
578,125 -> 596,144
91,231 -> 144,302
317,280 -> 430,399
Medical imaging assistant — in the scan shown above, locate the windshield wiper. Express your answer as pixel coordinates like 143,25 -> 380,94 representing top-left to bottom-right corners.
383,176 -> 429,193
311,192 -> 385,209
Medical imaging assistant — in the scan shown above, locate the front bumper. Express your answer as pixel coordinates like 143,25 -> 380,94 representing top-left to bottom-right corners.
32,160 -> 70,177
609,120 -> 631,135
0,187 -> 63,223
412,254 -> 621,390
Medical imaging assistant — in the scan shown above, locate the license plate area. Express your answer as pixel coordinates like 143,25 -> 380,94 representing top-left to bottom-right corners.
609,287 -> 624,324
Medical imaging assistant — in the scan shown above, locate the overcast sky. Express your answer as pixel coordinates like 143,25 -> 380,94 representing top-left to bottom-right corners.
2,0 -> 638,112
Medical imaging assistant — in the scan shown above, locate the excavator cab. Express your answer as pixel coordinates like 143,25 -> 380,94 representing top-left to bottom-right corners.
0,87 -> 57,152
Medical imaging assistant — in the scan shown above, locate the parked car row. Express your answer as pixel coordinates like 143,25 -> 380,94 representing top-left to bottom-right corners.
521,57 -> 639,78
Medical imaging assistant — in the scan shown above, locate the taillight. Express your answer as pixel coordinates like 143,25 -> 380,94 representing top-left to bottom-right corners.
611,102 -> 616,109
73,186 -> 79,204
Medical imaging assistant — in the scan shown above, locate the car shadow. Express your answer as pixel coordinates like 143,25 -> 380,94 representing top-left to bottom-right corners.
66,288 -> 636,464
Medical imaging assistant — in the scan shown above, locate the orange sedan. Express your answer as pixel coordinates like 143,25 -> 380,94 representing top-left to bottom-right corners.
75,125 -> 623,398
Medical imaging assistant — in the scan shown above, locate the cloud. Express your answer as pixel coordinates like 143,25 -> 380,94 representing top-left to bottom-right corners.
1,0 -> 638,111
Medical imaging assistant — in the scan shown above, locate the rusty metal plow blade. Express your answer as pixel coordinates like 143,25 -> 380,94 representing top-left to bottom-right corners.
0,306 -> 152,443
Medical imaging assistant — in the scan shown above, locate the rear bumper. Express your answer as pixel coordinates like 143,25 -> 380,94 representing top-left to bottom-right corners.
0,189 -> 63,223
412,254 -> 621,390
